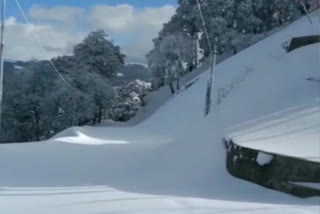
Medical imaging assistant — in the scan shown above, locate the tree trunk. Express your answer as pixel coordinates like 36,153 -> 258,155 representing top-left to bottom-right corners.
34,110 -> 40,141
193,35 -> 198,69
176,76 -> 180,91
92,116 -> 97,125
278,9 -> 283,26
169,82 -> 175,94
266,5 -> 273,30
98,105 -> 102,123
232,45 -> 238,55
176,61 -> 183,90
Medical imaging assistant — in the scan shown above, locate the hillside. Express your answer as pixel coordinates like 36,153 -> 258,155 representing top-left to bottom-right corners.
0,12 -> 319,214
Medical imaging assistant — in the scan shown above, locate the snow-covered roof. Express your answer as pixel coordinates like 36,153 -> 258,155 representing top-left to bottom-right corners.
227,100 -> 320,163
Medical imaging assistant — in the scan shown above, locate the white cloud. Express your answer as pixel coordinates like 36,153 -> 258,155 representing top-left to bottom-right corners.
4,4 -> 176,63
86,4 -> 176,63
29,5 -> 84,23
87,4 -> 176,34
5,17 -> 17,26
87,4 -> 135,34
4,17 -> 84,61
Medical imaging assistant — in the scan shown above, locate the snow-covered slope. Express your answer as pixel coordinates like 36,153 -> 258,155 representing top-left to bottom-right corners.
1,12 -> 320,214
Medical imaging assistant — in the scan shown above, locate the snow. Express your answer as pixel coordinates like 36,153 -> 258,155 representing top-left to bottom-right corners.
53,129 -> 130,145
256,152 -> 274,166
1,187 -> 318,214
1,11 -> 320,214
13,65 -> 23,70
233,155 -> 238,164
116,72 -> 124,77
290,182 -> 320,190
125,62 -> 148,68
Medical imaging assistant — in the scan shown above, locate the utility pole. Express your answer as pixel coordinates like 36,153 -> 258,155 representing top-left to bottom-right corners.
300,1 -> 313,24
0,0 -> 6,136
204,45 -> 217,116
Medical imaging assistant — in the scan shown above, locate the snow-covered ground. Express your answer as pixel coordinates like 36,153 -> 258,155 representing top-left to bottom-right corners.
1,12 -> 320,214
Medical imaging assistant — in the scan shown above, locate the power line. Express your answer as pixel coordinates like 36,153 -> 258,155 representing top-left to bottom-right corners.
196,0 -> 212,52
14,0 -> 89,99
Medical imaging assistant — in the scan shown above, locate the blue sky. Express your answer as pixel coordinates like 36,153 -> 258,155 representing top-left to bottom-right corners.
5,0 -> 177,63
7,0 -> 177,18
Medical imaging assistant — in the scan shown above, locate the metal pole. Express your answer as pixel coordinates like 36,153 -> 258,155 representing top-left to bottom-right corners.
301,2 -> 313,24
0,0 -> 6,136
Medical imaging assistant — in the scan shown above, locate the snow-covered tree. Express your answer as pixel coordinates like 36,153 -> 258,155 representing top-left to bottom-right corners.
147,33 -> 192,91
53,54 -> 116,125
74,30 -> 125,79
109,80 -> 151,122
1,30 -> 128,143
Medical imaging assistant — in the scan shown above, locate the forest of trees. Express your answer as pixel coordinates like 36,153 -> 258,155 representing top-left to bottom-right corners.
1,0 -> 318,143
2,30 -> 151,143
147,0 -> 315,91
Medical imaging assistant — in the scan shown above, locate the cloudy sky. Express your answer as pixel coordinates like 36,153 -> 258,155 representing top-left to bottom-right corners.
4,0 -> 177,64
